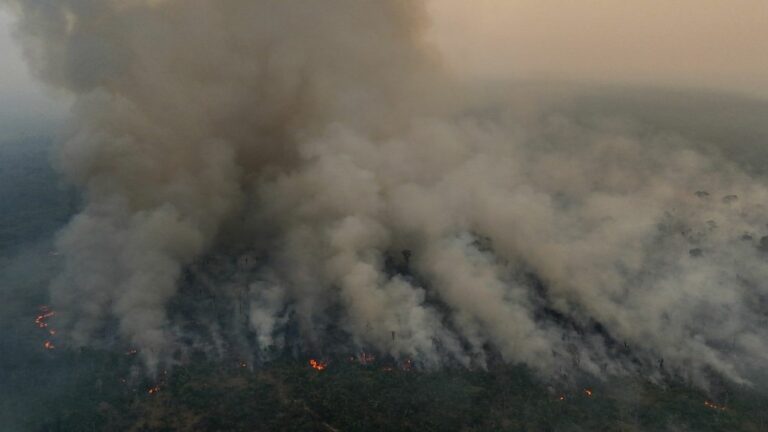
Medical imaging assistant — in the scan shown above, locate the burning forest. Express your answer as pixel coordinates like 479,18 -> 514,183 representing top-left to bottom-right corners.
4,0 -> 768,396
1,0 -> 768,430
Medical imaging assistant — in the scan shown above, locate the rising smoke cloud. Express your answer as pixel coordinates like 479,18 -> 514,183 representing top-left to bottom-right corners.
4,0 -> 768,386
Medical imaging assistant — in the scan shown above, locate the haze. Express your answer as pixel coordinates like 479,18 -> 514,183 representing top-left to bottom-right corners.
3,2 -> 768,104
429,0 -> 768,97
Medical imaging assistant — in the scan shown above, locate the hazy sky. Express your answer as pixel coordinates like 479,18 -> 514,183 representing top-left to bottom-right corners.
0,10 -> 38,102
1,2 -> 767,106
428,0 -> 768,97
0,9 -> 67,138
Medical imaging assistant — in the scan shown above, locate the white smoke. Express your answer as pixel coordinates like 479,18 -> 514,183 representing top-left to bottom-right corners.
5,0 -> 768,385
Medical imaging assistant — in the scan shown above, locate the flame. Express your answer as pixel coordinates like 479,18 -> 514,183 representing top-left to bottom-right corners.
239,360 -> 248,368
401,359 -> 413,371
704,400 -> 726,411
584,388 -> 593,397
558,394 -> 566,401
309,359 -> 327,371
36,306 -> 58,349
35,307 -> 55,329
145,370 -> 168,395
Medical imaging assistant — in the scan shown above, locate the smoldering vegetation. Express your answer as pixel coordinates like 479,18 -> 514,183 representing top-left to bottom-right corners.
2,0 -> 768,395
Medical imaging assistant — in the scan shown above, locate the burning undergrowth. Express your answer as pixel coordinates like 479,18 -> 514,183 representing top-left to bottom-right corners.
35,305 -> 57,350
21,346 -> 762,432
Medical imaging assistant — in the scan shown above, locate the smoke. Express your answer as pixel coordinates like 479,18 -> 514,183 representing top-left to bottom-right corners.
5,0 -> 768,386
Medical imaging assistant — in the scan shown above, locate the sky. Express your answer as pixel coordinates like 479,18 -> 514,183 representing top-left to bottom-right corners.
0,9 -> 67,139
1,2 -> 767,109
428,0 -> 768,97
0,10 -> 28,94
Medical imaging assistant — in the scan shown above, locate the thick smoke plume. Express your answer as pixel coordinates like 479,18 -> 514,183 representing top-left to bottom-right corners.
5,0 -> 768,386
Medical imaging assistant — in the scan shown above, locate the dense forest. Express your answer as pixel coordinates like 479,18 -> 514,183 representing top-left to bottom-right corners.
12,350 -> 768,432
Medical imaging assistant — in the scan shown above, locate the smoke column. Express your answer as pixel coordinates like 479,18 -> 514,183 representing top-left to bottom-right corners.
5,0 -> 768,386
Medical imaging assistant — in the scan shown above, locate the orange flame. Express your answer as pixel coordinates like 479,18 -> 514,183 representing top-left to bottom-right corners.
36,306 -> 58,349
704,400 -> 726,411
309,359 -> 327,371
401,359 -> 413,371
558,394 -> 566,401
584,388 -> 593,397
148,386 -> 160,395
35,307 -> 55,329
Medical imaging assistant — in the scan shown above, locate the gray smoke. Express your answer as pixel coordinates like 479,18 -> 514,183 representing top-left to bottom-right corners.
5,0 -> 768,386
